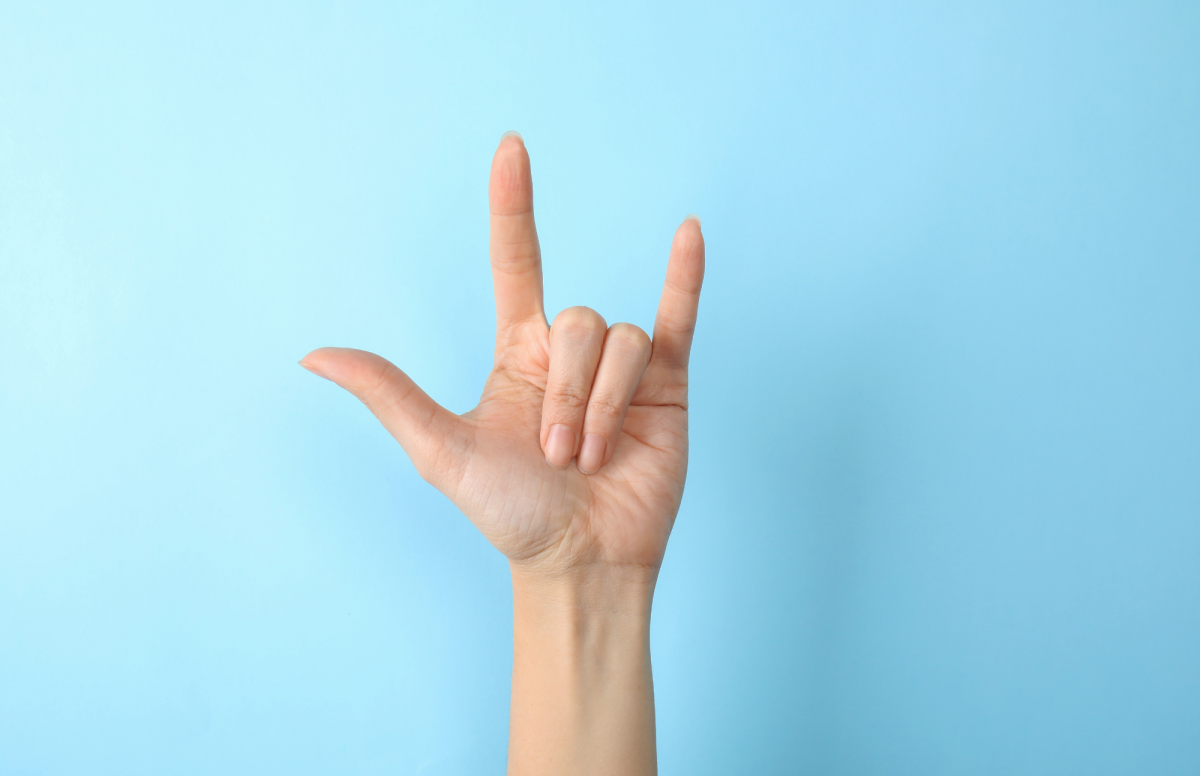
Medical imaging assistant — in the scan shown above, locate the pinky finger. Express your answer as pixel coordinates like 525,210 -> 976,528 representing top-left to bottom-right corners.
650,216 -> 705,372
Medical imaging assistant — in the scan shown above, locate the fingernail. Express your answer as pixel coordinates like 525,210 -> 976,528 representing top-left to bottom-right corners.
684,213 -> 701,228
577,434 -> 607,474
299,359 -> 322,376
545,424 -> 575,468
501,130 -> 524,142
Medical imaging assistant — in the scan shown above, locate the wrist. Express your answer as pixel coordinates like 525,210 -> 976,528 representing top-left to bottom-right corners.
510,562 -> 658,626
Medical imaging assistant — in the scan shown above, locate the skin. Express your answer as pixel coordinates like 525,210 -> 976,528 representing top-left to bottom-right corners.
300,131 -> 704,775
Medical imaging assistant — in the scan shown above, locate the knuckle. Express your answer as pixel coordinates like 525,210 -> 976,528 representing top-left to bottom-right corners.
586,397 -> 624,421
608,322 -> 650,345
362,361 -> 400,405
552,305 -> 607,336
636,364 -> 689,409
606,322 -> 652,356
491,242 -> 540,271
546,384 -> 589,409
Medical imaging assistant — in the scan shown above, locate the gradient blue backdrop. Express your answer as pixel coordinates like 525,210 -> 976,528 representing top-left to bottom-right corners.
2,2 -> 1198,774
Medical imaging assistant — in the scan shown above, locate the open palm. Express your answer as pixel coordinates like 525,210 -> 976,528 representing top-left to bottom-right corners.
302,134 -> 705,574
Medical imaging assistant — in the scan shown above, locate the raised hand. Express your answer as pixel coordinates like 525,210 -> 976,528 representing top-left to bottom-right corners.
300,133 -> 705,577
303,133 -> 703,774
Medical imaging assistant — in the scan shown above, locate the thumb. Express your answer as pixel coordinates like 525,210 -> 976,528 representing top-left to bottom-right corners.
300,347 -> 462,484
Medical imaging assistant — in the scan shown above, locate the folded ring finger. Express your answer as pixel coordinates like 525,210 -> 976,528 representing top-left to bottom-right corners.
578,323 -> 652,474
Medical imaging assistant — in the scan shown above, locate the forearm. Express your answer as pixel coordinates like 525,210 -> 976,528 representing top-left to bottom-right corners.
507,563 -> 659,776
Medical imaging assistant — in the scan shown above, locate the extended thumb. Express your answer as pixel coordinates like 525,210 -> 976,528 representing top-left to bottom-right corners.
300,347 -> 458,479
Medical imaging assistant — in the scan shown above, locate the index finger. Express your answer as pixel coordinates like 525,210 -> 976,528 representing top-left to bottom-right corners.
489,132 -> 545,334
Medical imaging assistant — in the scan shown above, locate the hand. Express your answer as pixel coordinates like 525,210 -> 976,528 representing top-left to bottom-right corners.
300,133 -> 704,577
303,133 -> 701,774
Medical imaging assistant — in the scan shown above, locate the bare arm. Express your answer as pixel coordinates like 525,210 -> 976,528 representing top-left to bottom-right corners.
508,566 -> 657,774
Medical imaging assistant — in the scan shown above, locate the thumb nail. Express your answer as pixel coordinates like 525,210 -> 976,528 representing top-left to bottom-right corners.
299,359 -> 326,378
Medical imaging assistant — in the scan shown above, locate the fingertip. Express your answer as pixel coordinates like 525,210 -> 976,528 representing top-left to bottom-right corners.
299,348 -> 335,379
577,434 -> 607,475
297,346 -> 385,388
494,131 -> 528,161
490,133 -> 533,212
672,216 -> 706,258
544,424 -> 576,469
675,215 -> 704,246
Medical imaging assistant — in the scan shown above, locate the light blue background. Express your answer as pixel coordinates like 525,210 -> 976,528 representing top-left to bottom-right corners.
2,1 -> 1198,774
